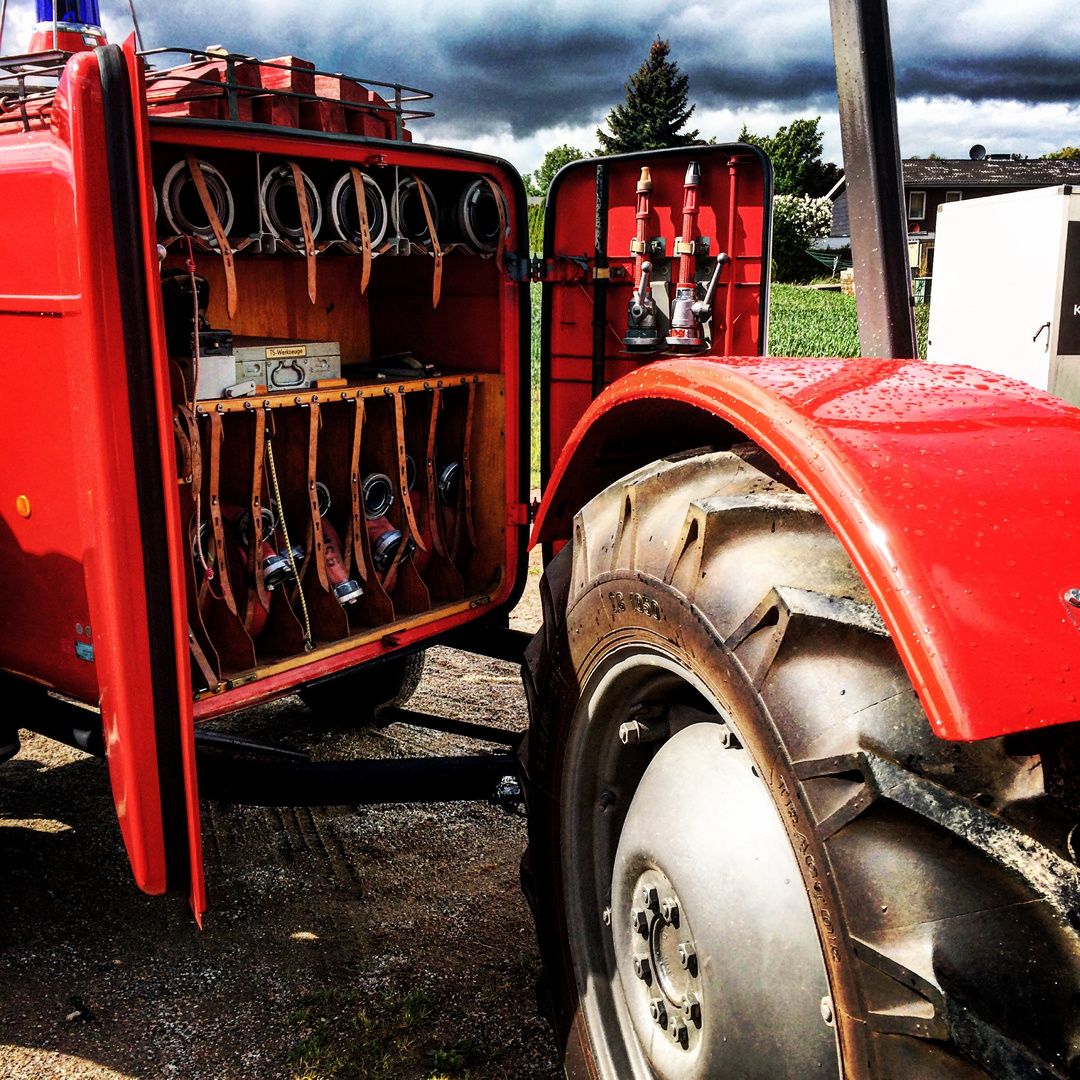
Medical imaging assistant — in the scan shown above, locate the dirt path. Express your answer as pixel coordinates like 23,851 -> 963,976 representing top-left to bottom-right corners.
0,549 -> 560,1079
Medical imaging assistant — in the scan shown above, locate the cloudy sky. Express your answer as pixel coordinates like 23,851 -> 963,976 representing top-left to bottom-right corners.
4,0 -> 1078,176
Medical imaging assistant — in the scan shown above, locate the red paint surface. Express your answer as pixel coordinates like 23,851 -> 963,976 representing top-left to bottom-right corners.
52,51 -> 169,893
533,356 -> 1080,742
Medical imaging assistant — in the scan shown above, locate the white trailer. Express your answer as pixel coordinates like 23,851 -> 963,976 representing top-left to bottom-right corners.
927,185 -> 1080,405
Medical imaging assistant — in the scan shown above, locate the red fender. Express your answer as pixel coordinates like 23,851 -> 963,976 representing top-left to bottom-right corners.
532,356 -> 1080,742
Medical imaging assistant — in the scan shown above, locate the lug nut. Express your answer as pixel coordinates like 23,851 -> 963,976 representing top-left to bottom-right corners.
660,897 -> 679,926
633,955 -> 651,982
820,996 -> 835,1025
678,942 -> 697,972
669,1014 -> 688,1045
682,992 -> 701,1026
649,998 -> 667,1028
630,907 -> 651,936
602,907 -> 612,927
720,724 -> 741,749
641,884 -> 659,911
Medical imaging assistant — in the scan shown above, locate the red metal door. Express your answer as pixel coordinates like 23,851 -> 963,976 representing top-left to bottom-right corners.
539,145 -> 772,487
60,40 -> 204,917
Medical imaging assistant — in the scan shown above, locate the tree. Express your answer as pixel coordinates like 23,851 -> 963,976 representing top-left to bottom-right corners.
737,117 -> 840,197
525,144 -> 586,197
596,38 -> 699,155
1043,146 -> 1080,160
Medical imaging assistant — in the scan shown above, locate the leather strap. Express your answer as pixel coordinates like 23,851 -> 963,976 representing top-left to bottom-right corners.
184,151 -> 237,318
483,176 -> 507,273
394,393 -> 426,551
349,396 -> 367,581
288,160 -> 317,304
174,404 -> 195,484
410,172 -> 443,308
307,402 -> 330,591
208,410 -> 238,615
463,381 -> 477,546
425,387 -> 450,557
248,408 -> 270,618
189,625 -> 220,692
349,166 -> 372,294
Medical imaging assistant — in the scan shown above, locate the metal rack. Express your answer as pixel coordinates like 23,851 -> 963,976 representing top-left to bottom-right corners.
140,47 -> 433,140
0,45 -> 434,137
0,50 -> 66,130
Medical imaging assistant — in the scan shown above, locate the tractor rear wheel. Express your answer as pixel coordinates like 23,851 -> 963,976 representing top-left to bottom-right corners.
522,446 -> 1080,1079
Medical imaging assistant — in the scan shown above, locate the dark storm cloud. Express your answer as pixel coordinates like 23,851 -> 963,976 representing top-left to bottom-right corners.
73,1 -> 1080,140
897,55 -> 1080,104
688,60 -> 838,105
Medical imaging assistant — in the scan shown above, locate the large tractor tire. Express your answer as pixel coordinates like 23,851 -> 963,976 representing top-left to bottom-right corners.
522,445 -> 1080,1080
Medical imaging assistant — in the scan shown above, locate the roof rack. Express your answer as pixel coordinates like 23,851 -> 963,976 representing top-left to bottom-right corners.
0,50 -> 68,131
0,45 -> 434,139
140,47 -> 432,140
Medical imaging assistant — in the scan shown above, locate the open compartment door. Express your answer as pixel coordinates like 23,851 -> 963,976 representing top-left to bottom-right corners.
62,40 -> 204,915
539,145 -> 772,485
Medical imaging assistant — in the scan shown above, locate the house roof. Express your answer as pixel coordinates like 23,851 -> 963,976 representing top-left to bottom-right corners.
903,158 -> 1080,188
828,158 -> 1080,200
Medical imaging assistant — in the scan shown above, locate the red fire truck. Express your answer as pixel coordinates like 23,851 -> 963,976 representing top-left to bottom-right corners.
4,1 -> 1080,1077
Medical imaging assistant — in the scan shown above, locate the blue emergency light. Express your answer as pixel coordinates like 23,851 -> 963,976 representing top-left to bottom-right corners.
34,0 -> 102,31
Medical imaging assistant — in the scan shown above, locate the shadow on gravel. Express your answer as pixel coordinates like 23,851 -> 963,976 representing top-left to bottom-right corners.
0,647 -> 560,1080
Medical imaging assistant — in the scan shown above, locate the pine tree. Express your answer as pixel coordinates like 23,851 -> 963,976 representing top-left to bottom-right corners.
596,39 -> 699,155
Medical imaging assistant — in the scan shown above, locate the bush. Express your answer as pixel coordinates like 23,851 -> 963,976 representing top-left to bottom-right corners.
771,194 -> 832,283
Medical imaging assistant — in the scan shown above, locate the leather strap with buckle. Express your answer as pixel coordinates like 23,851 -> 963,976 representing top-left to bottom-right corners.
184,150 -> 237,318
288,160 -> 317,304
349,166 -> 373,294
410,172 -> 443,308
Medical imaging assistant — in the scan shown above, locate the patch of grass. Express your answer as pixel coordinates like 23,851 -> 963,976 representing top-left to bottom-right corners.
428,1036 -> 505,1079
287,987 -> 436,1080
767,283 -> 929,359
530,280 -> 542,489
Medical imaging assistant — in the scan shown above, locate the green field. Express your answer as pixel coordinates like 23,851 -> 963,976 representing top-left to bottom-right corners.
528,283 -> 930,485
768,283 -> 929,359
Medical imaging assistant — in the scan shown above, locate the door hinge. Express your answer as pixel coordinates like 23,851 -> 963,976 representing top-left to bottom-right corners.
507,501 -> 534,526
507,254 -> 547,282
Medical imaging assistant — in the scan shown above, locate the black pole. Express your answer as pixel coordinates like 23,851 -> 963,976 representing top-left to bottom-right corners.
592,163 -> 609,397
829,0 -> 917,359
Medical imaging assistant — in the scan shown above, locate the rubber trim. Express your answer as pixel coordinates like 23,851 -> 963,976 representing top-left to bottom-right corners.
96,44 -> 190,896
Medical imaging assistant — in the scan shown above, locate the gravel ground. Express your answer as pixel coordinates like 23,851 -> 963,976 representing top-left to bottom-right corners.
0,548 -> 561,1080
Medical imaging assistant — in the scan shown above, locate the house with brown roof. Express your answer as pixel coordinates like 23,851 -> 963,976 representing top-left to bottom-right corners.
826,156 -> 1080,277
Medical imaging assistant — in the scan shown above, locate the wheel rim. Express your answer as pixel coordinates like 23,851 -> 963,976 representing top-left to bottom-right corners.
562,647 -> 840,1080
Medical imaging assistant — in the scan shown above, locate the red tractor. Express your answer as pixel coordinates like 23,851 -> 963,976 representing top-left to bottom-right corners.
3,0 -> 1080,1077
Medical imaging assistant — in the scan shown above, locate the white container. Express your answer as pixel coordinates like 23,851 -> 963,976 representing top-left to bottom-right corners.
927,185 -> 1080,405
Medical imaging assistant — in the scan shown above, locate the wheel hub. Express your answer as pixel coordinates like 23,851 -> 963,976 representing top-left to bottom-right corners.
607,720 -> 839,1079
627,869 -> 702,1050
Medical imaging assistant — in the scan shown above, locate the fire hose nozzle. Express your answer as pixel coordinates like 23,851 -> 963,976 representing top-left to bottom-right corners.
637,167 -> 653,194
684,161 -> 701,186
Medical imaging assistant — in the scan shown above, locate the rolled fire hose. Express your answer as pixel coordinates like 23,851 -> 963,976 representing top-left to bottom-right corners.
314,481 -> 362,605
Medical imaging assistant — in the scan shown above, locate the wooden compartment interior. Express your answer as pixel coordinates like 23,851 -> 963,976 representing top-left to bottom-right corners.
159,143 -> 512,692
